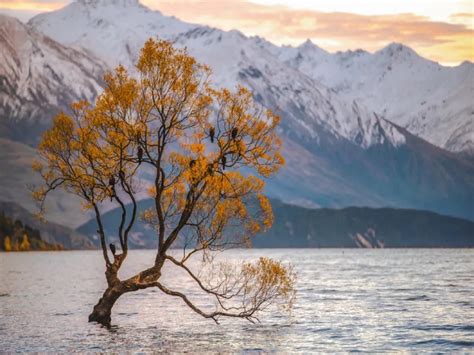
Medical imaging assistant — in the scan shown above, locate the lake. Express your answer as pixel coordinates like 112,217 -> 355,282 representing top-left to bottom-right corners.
0,249 -> 473,352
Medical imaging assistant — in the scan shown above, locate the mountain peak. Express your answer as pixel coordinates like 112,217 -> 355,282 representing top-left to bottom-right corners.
377,42 -> 418,59
76,0 -> 142,6
298,38 -> 321,51
300,39 -> 315,47
298,39 -> 326,53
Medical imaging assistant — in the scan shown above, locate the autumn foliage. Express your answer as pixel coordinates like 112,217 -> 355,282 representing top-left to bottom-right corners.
0,212 -> 62,251
33,39 -> 294,326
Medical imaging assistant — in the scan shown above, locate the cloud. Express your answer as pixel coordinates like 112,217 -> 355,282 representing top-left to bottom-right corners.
450,12 -> 474,20
0,0 -> 65,21
449,12 -> 474,29
151,0 -> 473,65
1,0 -> 472,65
0,0 -> 65,11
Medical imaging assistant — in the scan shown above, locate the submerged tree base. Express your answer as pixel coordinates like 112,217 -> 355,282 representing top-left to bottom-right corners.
88,287 -> 124,327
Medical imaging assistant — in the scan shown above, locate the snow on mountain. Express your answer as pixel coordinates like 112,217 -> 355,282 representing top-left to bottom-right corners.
175,28 -> 406,149
28,0 -> 192,69
28,0 -> 473,154
28,0 -> 404,149
0,14 -> 105,144
273,41 -> 474,155
16,1 -> 474,219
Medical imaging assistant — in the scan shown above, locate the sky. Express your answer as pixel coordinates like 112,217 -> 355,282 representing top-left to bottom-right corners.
1,0 -> 473,65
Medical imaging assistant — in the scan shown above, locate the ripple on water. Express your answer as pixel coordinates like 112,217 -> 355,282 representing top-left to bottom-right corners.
406,324 -> 474,333
413,339 -> 474,348
0,249 -> 473,352
404,295 -> 431,301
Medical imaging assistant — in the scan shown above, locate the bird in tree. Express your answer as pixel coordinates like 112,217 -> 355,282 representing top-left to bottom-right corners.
221,155 -> 227,170
231,127 -> 238,140
109,243 -> 116,255
33,38 -> 293,327
207,163 -> 214,176
137,146 -> 143,164
108,175 -> 116,201
209,127 -> 215,143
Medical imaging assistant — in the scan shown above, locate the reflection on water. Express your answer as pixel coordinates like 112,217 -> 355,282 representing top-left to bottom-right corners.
0,249 -> 473,352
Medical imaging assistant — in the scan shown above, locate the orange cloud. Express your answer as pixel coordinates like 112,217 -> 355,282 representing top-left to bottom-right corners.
152,0 -> 473,65
449,12 -> 474,30
1,0 -> 472,65
0,0 -> 64,11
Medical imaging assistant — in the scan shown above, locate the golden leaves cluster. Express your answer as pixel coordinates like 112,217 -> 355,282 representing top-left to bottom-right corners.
34,38 -> 284,247
202,256 -> 296,316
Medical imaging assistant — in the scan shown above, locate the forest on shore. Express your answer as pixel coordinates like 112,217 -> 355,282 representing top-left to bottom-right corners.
0,211 -> 63,251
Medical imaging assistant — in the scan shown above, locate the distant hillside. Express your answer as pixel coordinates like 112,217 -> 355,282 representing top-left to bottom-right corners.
256,200 -> 474,248
0,201 -> 96,250
78,199 -> 474,248
0,138 -> 94,228
77,199 -> 156,249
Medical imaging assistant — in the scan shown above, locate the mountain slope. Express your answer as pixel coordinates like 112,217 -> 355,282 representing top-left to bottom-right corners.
24,0 -> 474,220
0,138 -> 94,228
273,40 -> 474,155
30,3 -> 474,155
28,0 -> 192,69
28,1 -> 404,148
0,14 -> 105,145
256,200 -> 474,248
77,198 -> 474,248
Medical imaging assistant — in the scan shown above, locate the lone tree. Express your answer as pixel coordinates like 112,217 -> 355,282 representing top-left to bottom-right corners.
33,39 -> 295,327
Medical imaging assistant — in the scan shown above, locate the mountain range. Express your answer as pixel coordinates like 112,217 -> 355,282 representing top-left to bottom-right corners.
274,40 -> 474,155
77,198 -> 474,249
28,0 -> 474,156
0,0 -> 473,227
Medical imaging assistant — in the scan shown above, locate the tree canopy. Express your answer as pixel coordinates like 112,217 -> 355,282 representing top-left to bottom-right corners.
34,38 -> 295,326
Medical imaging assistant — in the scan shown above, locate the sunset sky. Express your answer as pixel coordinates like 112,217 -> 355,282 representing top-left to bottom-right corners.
1,0 -> 473,65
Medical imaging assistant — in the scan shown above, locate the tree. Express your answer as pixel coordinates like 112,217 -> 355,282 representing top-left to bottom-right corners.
20,233 -> 31,251
33,39 -> 295,327
4,236 -> 12,252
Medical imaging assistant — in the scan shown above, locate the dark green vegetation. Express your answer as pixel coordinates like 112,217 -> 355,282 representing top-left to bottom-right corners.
78,199 -> 474,249
0,201 -> 95,250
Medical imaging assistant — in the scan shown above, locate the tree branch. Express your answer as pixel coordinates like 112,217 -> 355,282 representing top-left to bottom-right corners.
152,281 -> 259,324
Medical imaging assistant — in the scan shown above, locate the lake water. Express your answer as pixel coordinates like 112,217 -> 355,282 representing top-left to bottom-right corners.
1,249 -> 473,352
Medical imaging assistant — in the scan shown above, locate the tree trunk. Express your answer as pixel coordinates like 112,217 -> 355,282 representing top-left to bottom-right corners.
88,285 -> 124,327
88,257 -> 163,327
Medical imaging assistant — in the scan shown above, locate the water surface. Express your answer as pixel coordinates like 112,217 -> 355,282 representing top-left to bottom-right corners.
1,249 -> 473,352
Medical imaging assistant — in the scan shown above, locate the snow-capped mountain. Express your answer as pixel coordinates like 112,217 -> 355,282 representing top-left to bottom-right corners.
29,0 -> 192,68
0,14 -> 105,145
272,40 -> 474,155
28,0 -> 404,149
1,0 -> 472,221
